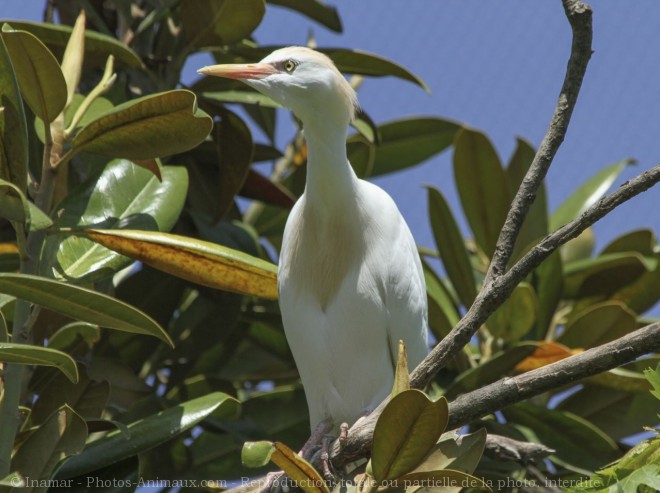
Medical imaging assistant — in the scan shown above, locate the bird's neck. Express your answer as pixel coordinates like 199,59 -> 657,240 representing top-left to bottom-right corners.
301,117 -> 357,214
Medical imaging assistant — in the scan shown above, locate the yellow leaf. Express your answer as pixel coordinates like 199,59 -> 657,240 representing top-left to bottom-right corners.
270,442 -> 331,493
80,229 -> 278,299
514,342 -> 582,373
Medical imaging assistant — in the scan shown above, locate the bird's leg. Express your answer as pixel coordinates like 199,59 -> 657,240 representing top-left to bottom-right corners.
300,418 -> 333,460
320,435 -> 335,481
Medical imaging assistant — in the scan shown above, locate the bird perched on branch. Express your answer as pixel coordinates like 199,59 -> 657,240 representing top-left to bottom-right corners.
199,47 -> 428,440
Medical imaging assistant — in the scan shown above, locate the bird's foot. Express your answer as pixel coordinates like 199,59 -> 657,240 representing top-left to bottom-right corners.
320,422 -> 349,482
300,418 -> 333,460
339,422 -> 349,446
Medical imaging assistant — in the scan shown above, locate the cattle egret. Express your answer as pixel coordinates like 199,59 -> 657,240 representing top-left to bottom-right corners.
198,47 -> 428,436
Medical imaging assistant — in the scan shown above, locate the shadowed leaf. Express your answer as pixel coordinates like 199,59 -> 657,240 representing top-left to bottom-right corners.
0,343 -> 78,383
267,0 -> 342,32
180,0 -> 265,47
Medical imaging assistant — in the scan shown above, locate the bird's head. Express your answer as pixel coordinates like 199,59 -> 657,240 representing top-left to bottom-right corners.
198,47 -> 358,127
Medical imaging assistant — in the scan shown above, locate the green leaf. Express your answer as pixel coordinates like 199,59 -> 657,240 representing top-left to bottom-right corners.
0,342 -> 78,383
241,440 -> 275,468
486,282 -> 538,341
427,186 -> 477,308
371,390 -> 449,481
399,469 -> 489,491
347,138 -> 375,178
1,25 -> 67,123
423,259 -> 460,341
392,340 -> 410,397
43,161 -> 188,282
56,392 -> 238,479
564,252 -> 655,299
266,0 -> 342,32
561,227 -> 595,263
558,301 -> 637,349
0,179 -> 53,231
454,127 -> 511,258
410,428 -> 487,475
550,159 -> 633,230
0,273 -> 173,346
47,322 -> 100,354
504,402 -> 618,470
602,228 -> 656,256
70,89 -> 212,161
506,137 -> 548,257
643,363 -> 660,401
0,33 -> 28,193
11,405 -> 87,491
180,0 -> 266,47
532,250 -> 563,339
365,117 -> 459,176
0,20 -> 143,69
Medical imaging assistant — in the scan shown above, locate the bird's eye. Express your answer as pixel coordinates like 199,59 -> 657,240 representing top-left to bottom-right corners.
283,59 -> 297,73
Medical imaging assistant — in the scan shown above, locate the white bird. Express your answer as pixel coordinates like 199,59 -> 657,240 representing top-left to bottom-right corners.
198,47 -> 428,435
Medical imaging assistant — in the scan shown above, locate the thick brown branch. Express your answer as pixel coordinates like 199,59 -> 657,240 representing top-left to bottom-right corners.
447,322 -> 660,428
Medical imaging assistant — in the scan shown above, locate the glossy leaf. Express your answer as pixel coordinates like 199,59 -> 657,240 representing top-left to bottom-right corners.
364,117 -> 459,176
0,33 -> 28,193
43,160 -> 188,282
427,186 -> 476,307
11,405 -> 87,490
180,0 -> 265,47
454,127 -> 511,258
0,342 -> 78,383
558,301 -> 637,349
371,390 -> 449,481
486,282 -> 538,341
80,229 -> 278,300
0,273 -> 173,346
564,252 -> 655,299
267,0 -> 342,32
550,159 -> 633,230
56,392 -> 238,478
1,25 -> 67,123
503,403 -> 618,470
506,137 -> 548,257
70,90 -> 212,161
1,20 -> 143,68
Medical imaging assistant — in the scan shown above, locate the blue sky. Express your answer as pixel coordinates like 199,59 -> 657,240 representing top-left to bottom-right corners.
4,1 -> 659,314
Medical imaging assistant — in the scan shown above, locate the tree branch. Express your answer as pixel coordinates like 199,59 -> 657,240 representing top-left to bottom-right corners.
447,321 -> 660,429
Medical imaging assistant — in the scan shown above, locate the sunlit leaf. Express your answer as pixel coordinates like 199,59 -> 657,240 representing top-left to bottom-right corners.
60,10 -> 85,109
56,392 -> 238,478
43,161 -> 188,282
514,342 -> 579,373
1,25 -> 66,123
79,229 -> 278,300
371,390 -> 448,480
392,340 -> 410,397
558,301 -> 637,349
0,33 -> 28,193
550,159 -> 633,230
0,342 -> 78,383
70,90 -> 212,161
486,282 -> 538,341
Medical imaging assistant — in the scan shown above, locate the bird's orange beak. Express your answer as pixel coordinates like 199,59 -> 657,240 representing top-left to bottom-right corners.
197,63 -> 277,80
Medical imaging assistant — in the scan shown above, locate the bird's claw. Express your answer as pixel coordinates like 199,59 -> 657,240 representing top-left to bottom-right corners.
321,435 -> 335,482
